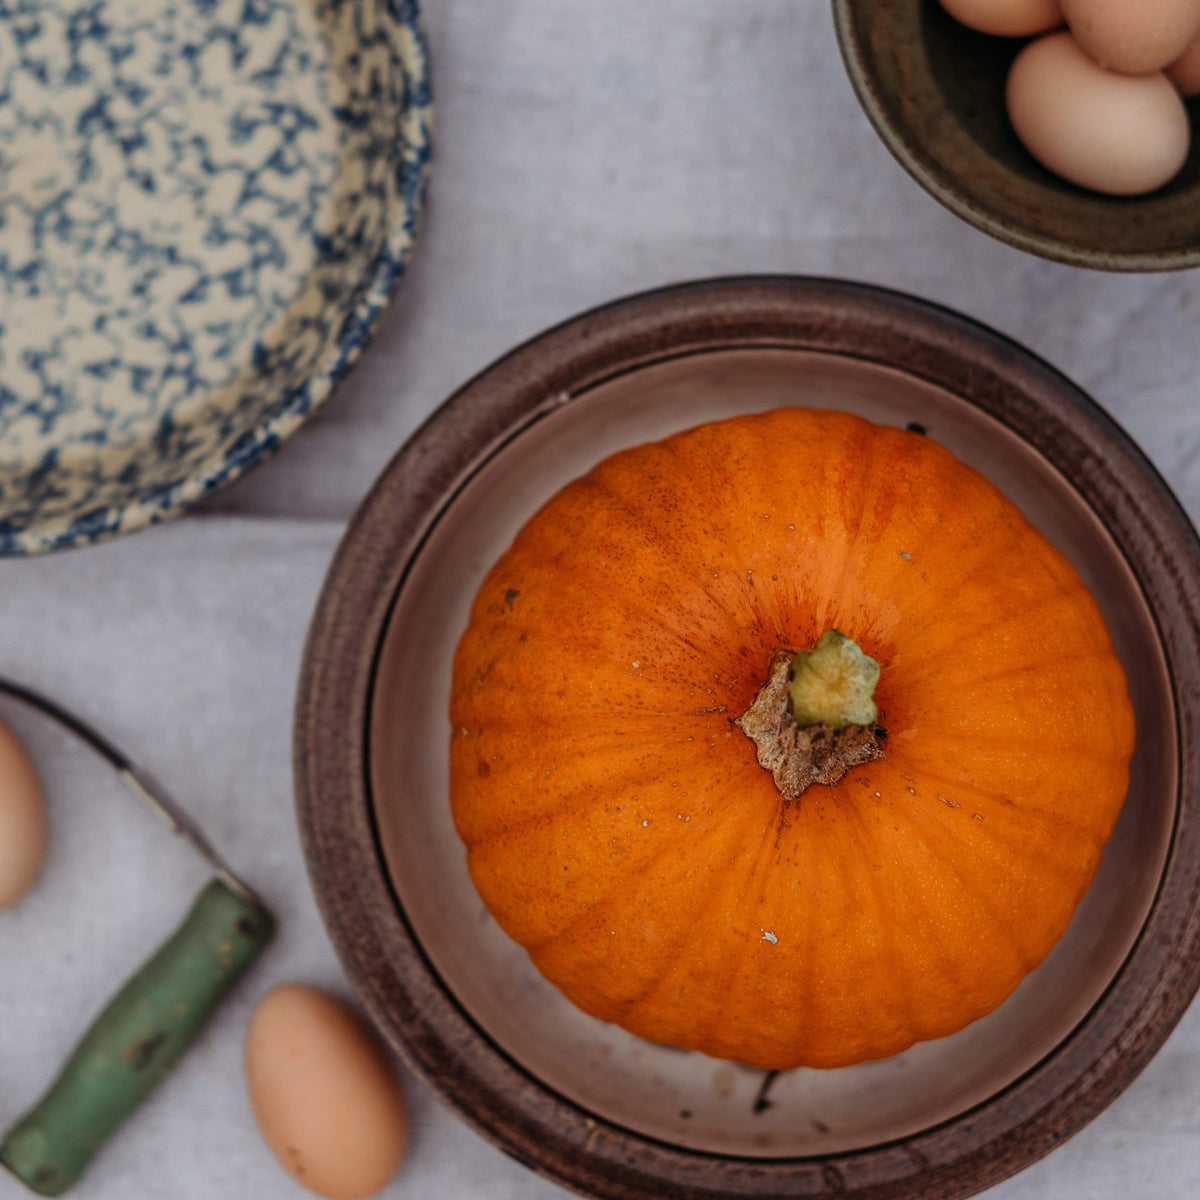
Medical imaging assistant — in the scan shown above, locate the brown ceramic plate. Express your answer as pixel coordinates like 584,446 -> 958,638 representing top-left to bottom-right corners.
833,0 -> 1200,271
296,277 -> 1200,1199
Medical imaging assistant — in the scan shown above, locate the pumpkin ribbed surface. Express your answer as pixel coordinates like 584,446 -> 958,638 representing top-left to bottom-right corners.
448,408 -> 1134,1069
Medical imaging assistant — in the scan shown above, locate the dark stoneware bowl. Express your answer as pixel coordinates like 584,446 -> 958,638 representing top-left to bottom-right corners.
296,278 -> 1200,1199
833,0 -> 1200,270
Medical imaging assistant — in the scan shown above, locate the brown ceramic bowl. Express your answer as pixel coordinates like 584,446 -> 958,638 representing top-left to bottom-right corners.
833,1 -> 1200,270
295,277 -> 1200,1199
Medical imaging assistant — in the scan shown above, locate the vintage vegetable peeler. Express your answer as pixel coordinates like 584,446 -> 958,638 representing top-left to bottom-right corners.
0,679 -> 275,1196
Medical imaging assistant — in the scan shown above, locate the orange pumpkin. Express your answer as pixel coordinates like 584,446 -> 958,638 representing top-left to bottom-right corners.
449,408 -> 1134,1069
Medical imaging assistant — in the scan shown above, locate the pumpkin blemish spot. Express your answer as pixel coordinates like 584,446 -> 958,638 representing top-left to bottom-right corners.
762,930 -> 778,945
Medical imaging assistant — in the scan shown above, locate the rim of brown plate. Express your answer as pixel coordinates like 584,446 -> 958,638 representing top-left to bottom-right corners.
295,276 -> 1200,1200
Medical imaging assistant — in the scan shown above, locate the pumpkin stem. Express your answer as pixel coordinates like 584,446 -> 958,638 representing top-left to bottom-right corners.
735,631 -> 884,801
789,630 -> 880,729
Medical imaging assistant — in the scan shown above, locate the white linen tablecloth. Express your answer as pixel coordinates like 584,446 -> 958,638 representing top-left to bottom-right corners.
3,2 -> 1200,1196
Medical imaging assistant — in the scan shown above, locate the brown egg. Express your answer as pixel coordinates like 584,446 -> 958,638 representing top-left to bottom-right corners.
0,715 -> 47,910
1168,31 -> 1200,93
938,0 -> 1063,36
1062,0 -> 1200,74
1007,32 -> 1190,195
939,0 -> 1063,36
245,986 -> 408,1200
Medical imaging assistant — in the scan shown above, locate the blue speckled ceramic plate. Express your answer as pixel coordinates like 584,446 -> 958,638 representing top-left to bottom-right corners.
0,0 -> 432,554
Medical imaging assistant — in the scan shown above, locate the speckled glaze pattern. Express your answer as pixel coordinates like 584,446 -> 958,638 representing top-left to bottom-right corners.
0,0 -> 432,554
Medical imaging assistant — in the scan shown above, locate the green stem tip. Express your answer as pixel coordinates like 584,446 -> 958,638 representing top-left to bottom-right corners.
788,629 -> 880,731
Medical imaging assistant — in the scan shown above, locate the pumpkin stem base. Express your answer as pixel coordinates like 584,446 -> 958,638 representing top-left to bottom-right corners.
736,648 -> 884,800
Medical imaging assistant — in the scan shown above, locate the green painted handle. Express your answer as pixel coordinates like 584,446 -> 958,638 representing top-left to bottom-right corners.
1,880 -> 274,1196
